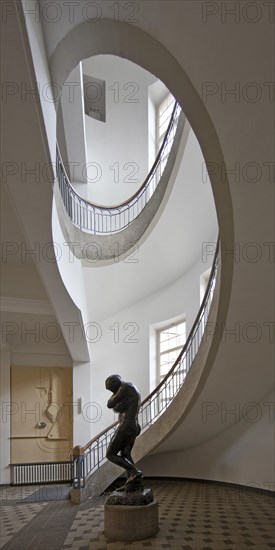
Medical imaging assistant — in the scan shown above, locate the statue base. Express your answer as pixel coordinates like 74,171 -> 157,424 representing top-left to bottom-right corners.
104,497 -> 159,541
105,487 -> 153,505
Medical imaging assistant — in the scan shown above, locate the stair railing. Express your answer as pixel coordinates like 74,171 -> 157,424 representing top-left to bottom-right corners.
72,240 -> 219,488
56,101 -> 182,235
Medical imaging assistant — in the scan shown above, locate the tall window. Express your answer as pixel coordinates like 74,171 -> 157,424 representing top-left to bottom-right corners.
157,319 -> 186,383
158,92 -> 175,149
200,267 -> 211,304
157,92 -> 176,176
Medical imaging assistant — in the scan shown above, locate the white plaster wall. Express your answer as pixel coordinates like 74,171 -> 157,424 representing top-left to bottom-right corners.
52,198 -> 94,442
0,349 -> 11,484
72,361 -> 94,447
60,63 -> 87,184
14,3 -> 90,364
82,126 -> 218,323
74,55 -> 156,205
52,188 -> 96,447
24,0 -> 88,323
139,390 -> 275,491
89,251 -> 214,438
51,197 -> 88,321
23,0 -> 56,164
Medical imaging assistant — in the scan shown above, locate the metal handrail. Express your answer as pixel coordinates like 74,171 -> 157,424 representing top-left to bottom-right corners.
56,101 -> 181,235
72,240 -> 219,488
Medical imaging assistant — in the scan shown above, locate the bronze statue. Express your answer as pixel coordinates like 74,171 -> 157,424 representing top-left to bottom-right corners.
105,374 -> 143,489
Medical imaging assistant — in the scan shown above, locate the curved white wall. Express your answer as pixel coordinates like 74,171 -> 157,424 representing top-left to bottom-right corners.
88,250 -> 214,439
73,55 -> 157,205
139,390 -> 275,491
52,194 -> 88,320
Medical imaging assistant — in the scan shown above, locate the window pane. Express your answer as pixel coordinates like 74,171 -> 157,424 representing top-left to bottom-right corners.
160,349 -> 182,376
158,93 -> 175,151
160,339 -> 171,353
158,319 -> 186,380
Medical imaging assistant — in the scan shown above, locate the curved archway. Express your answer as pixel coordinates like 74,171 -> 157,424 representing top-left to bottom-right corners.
51,18 -> 234,403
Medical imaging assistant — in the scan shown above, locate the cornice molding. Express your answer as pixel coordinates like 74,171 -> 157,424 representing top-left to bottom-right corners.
11,345 -> 69,355
0,297 -> 54,316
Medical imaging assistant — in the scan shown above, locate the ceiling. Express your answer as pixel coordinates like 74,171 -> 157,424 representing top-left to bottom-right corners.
0,185 -> 49,299
0,119 -> 70,360
0,187 -> 71,359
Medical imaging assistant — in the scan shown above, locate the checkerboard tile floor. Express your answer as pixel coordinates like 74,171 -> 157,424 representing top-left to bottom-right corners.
0,502 -> 47,548
0,480 -> 274,550
0,485 -> 42,502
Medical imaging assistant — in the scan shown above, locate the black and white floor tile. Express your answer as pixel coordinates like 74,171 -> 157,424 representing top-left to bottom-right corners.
0,479 -> 274,550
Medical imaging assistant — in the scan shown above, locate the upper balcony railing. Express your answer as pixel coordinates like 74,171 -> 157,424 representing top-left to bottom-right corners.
72,240 -> 219,488
56,101 -> 181,235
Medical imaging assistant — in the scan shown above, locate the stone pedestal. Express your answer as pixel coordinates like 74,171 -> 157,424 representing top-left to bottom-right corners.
70,487 -> 87,504
104,499 -> 159,541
